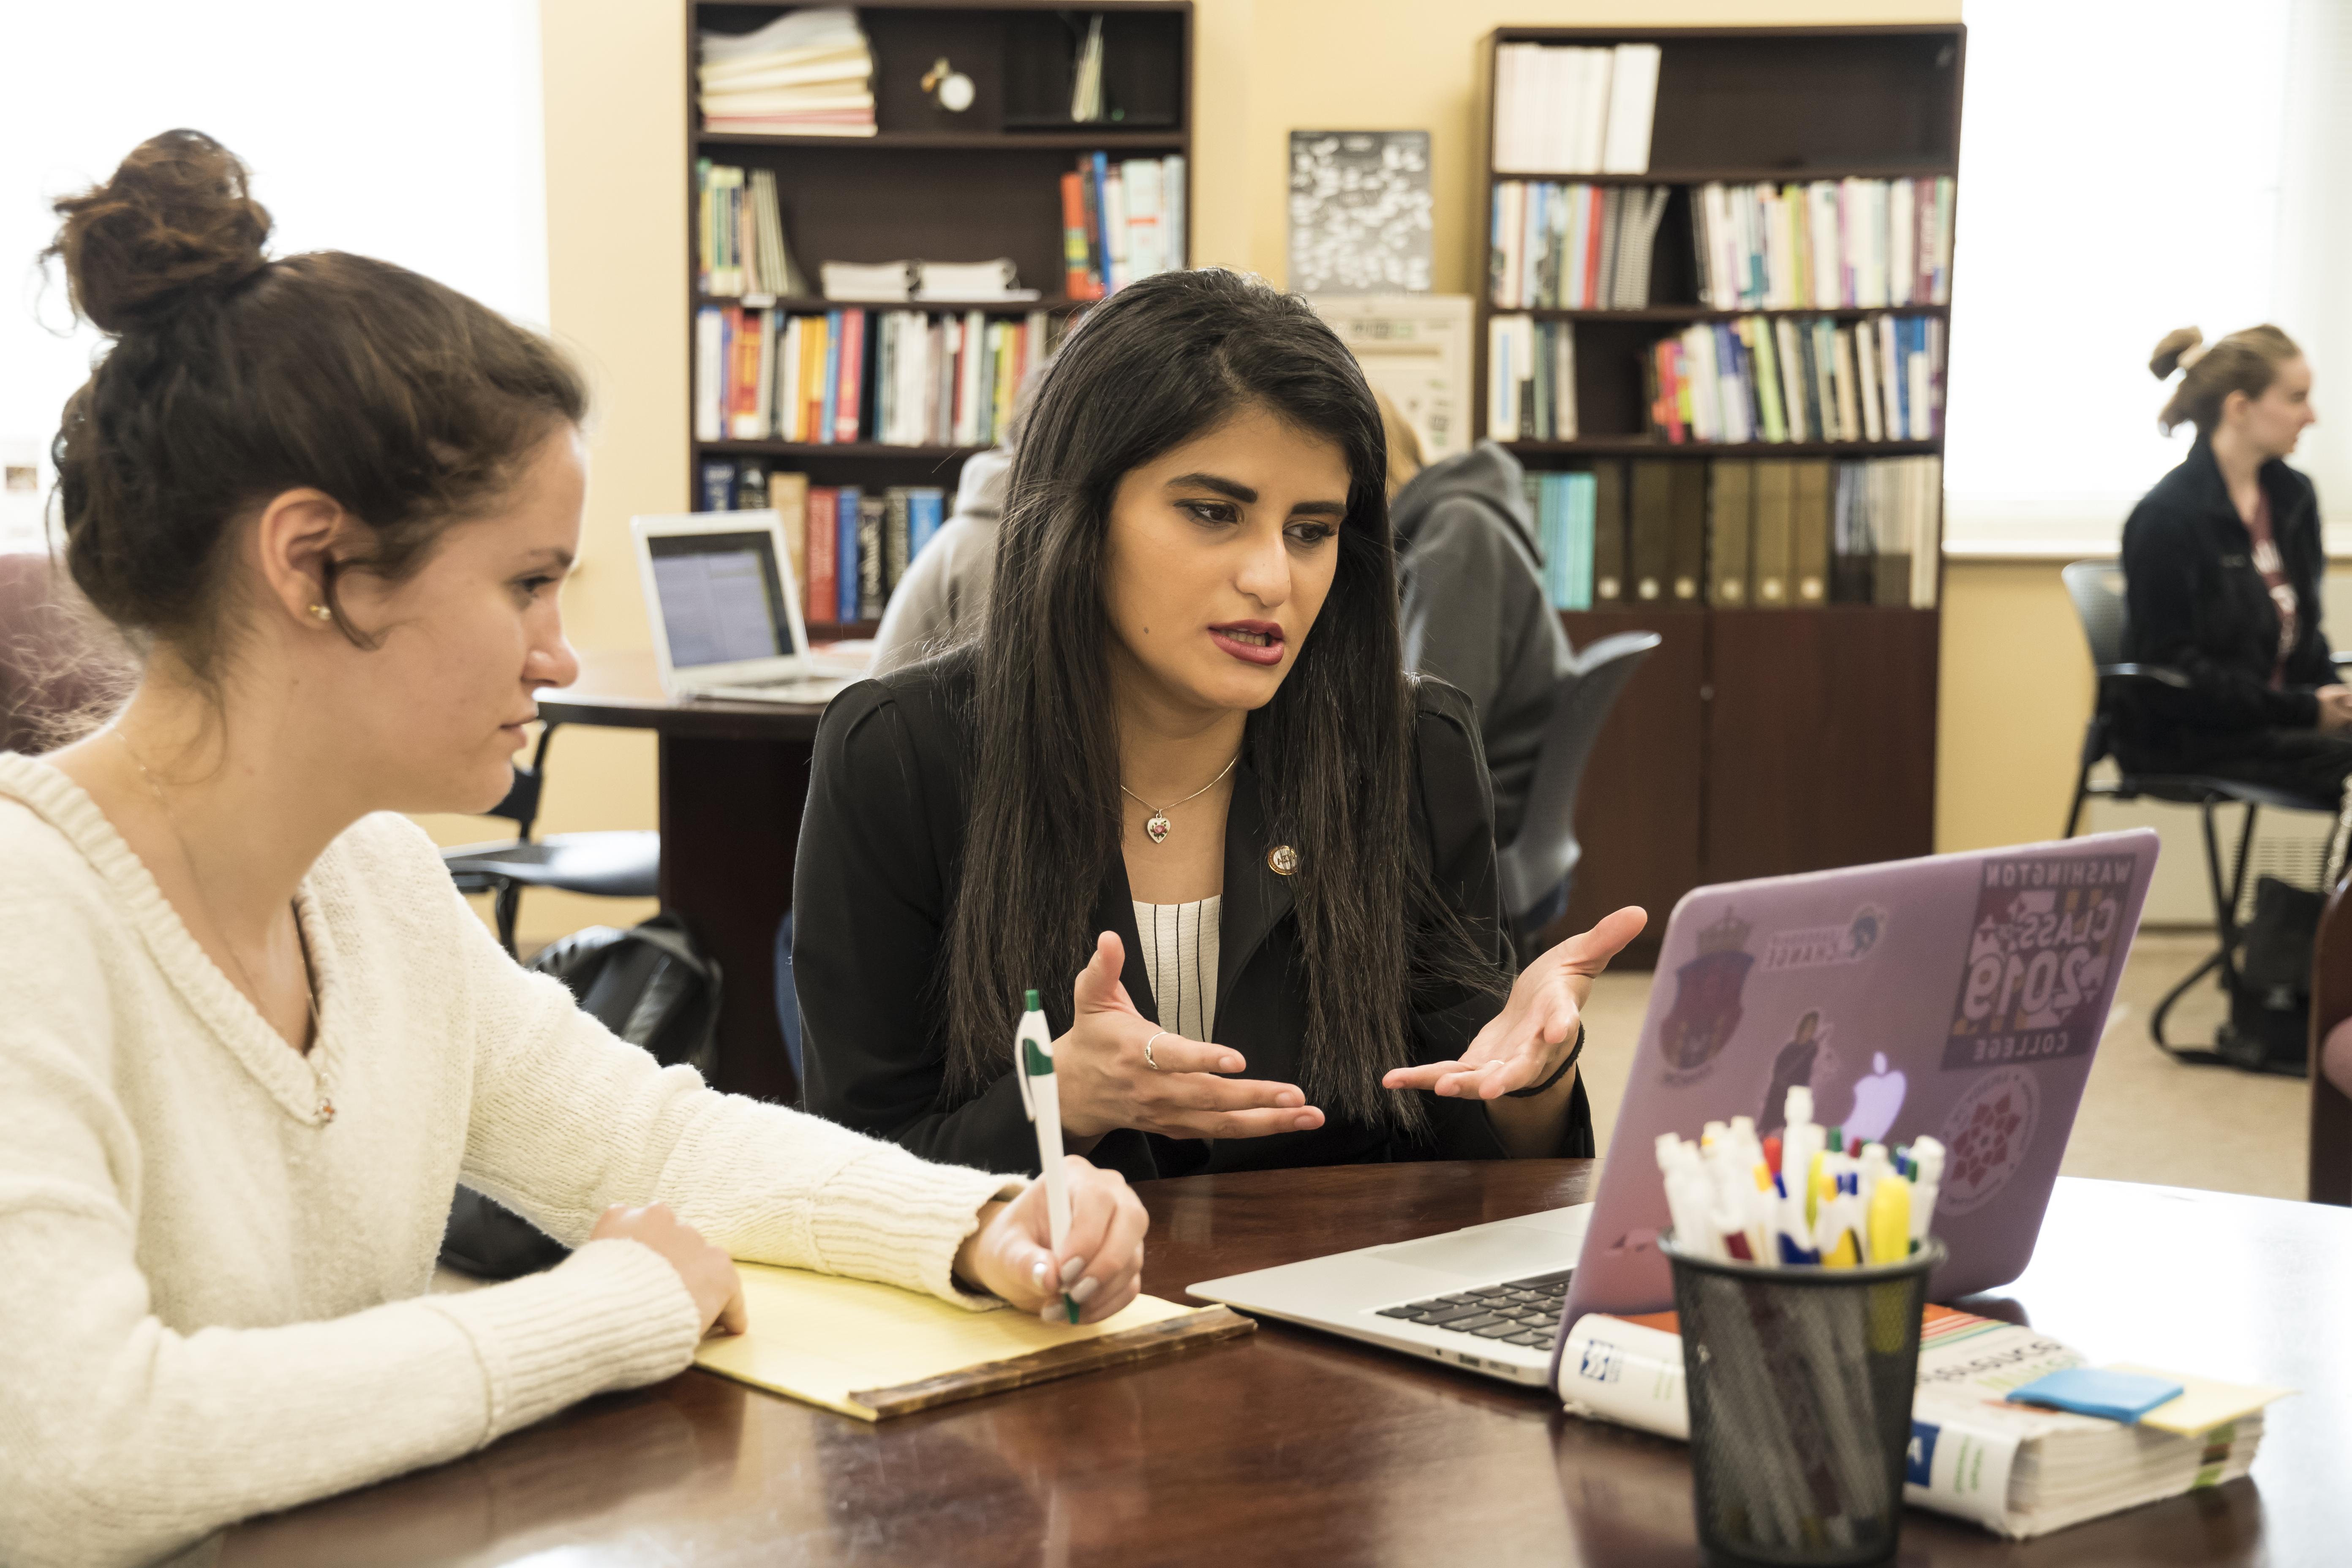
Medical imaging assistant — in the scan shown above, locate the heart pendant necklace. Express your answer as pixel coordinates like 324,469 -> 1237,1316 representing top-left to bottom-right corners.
1120,752 -> 1241,845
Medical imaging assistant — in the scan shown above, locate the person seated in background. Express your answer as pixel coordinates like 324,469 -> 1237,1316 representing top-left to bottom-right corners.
1379,393 -> 1575,879
2119,325 -> 2352,868
869,440 -> 1012,676
0,130 -> 1143,1566
869,371 -> 1044,676
793,267 -> 1644,1183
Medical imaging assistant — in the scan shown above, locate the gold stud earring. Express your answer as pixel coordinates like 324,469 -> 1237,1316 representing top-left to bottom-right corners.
307,604 -> 334,623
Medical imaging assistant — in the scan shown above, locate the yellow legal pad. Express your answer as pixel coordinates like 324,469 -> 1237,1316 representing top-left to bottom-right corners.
692,1261 -> 1254,1421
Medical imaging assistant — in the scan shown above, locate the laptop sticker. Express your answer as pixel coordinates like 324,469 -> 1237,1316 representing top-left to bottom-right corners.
1943,852 -> 2138,1071
1656,909 -> 1753,1084
1937,1065 -> 2041,1215
1756,1010 -> 1837,1134
1759,903 -> 1888,970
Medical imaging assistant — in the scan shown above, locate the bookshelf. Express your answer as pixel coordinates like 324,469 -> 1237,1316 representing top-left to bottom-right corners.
688,0 -> 1194,635
1473,24 -> 1965,964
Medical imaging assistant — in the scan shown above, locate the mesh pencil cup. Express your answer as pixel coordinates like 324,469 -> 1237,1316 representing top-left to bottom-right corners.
1660,1235 -> 1946,1568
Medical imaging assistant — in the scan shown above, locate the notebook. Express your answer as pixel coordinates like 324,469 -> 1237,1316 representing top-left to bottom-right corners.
693,1261 -> 1253,1420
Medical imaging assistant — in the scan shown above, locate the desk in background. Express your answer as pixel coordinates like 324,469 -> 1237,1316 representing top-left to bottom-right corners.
220,1164 -> 2350,1565
539,649 -> 826,1104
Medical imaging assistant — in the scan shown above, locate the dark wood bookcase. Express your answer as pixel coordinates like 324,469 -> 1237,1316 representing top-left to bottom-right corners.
1474,24 -> 1965,964
688,0 -> 1194,634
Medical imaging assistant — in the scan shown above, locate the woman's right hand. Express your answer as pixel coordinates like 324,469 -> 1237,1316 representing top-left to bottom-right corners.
590,1201 -> 749,1338
2317,685 -> 2352,733
1052,931 -> 1326,1142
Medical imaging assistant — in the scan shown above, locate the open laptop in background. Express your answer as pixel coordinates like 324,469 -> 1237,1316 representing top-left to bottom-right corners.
1188,830 -> 2160,1388
631,511 -> 868,703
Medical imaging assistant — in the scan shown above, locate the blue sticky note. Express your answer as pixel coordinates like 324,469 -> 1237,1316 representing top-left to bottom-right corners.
2006,1367 -> 2185,1424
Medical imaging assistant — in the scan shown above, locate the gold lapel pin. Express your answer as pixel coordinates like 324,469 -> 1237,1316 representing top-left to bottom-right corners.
1266,844 -> 1299,877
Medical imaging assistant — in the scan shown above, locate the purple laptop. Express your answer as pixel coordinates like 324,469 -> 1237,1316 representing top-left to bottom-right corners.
1560,828 -> 2159,1345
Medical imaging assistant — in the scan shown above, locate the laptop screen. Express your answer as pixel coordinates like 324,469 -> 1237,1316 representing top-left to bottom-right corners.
647,529 -> 793,670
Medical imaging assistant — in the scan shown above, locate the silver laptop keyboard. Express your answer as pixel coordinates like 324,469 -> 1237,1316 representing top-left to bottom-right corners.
1374,1267 -> 1572,1348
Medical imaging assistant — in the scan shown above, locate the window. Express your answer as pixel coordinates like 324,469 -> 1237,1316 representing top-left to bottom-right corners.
1,0 -> 547,551
1944,0 -> 2300,549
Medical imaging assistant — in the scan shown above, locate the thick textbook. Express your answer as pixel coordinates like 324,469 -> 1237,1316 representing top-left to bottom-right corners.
1557,1306 -> 2270,1540
695,1261 -> 1251,1421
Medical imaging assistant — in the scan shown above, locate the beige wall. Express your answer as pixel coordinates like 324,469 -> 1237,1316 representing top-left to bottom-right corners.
456,0 -> 1971,949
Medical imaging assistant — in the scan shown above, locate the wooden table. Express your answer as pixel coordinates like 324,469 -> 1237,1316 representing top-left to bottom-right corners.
220,1165 -> 2349,1566
537,649 -> 828,1105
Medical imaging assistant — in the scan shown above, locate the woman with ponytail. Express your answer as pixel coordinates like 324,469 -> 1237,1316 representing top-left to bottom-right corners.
793,268 -> 1644,1181
0,131 -> 1144,1566
2117,326 -> 2352,822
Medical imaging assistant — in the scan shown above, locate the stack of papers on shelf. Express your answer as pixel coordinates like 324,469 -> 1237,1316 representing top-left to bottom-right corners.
913,259 -> 1038,301
1492,41 -> 1660,175
700,7 -> 876,137
819,261 -> 914,302
1556,1305 -> 2287,1541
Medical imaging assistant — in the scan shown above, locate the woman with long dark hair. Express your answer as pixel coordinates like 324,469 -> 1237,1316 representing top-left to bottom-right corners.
795,269 -> 1643,1178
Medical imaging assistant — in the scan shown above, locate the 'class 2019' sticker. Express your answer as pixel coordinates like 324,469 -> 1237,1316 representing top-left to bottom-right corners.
1941,855 -> 2137,1071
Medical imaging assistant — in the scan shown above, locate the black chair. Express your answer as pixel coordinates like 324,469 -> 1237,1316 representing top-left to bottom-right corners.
441,722 -> 661,956
1495,631 -> 1661,958
2060,559 -> 2342,1061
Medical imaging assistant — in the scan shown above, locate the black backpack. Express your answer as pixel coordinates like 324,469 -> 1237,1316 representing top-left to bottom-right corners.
437,914 -> 724,1280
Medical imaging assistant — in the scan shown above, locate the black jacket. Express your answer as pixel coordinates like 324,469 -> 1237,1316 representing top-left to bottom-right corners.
792,649 -> 1593,1180
2116,440 -> 2331,766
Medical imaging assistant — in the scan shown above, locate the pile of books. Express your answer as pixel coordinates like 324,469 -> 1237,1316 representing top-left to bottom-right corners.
1060,152 -> 1187,299
698,8 -> 875,137
1491,41 -> 1661,174
1645,313 -> 1944,444
694,468 -> 949,627
1557,1303 -> 2268,1539
1489,182 -> 1672,309
1485,315 -> 1576,443
694,307 -> 1070,448
1517,456 -> 1941,613
1693,178 -> 1956,310
695,161 -> 807,298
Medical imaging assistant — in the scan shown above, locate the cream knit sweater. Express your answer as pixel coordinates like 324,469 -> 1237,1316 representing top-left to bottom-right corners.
0,754 -> 1023,1568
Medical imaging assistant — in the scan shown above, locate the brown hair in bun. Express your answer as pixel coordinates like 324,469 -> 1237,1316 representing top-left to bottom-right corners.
42,129 -> 586,678
2149,323 -> 2302,439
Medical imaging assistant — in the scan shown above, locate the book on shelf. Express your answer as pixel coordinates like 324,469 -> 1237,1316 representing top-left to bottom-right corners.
1644,312 -> 1944,446
697,7 -> 875,136
1521,454 -> 1941,615
1485,314 -> 1576,442
1692,177 -> 1955,311
694,471 -> 950,629
696,161 -> 809,299
1492,41 -> 1661,175
695,305 -> 1073,447
1489,181 -> 1672,309
1557,1305 -> 2268,1541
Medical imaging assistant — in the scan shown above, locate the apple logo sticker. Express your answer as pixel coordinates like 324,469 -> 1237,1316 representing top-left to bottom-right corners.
1843,1051 -> 1908,1143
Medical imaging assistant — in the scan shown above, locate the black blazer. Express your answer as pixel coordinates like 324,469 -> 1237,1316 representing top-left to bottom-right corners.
2116,440 -> 2331,766
792,649 -> 1595,1180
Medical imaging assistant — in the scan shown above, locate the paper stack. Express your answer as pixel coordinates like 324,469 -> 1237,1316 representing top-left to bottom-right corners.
700,8 -> 876,137
1492,41 -> 1661,175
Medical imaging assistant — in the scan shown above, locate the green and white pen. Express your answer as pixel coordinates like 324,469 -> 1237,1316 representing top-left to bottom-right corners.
1013,988 -> 1079,1323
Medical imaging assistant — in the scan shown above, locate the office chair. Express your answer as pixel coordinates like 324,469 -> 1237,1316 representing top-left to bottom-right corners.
441,721 -> 661,956
2060,559 -> 2344,1064
1496,631 -> 1661,958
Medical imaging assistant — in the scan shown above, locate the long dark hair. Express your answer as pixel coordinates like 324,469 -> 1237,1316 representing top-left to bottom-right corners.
940,268 -> 1505,1136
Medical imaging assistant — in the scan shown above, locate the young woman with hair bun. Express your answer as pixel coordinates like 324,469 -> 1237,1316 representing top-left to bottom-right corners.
0,129 -> 1145,1565
2117,324 -> 2352,860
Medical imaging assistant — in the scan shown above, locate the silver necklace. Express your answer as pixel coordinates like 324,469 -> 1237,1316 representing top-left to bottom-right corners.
1119,752 -> 1240,845
114,732 -> 332,1115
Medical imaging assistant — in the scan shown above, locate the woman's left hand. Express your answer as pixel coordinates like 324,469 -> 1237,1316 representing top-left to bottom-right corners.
1382,906 -> 1647,1100
954,1156 -> 1149,1324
